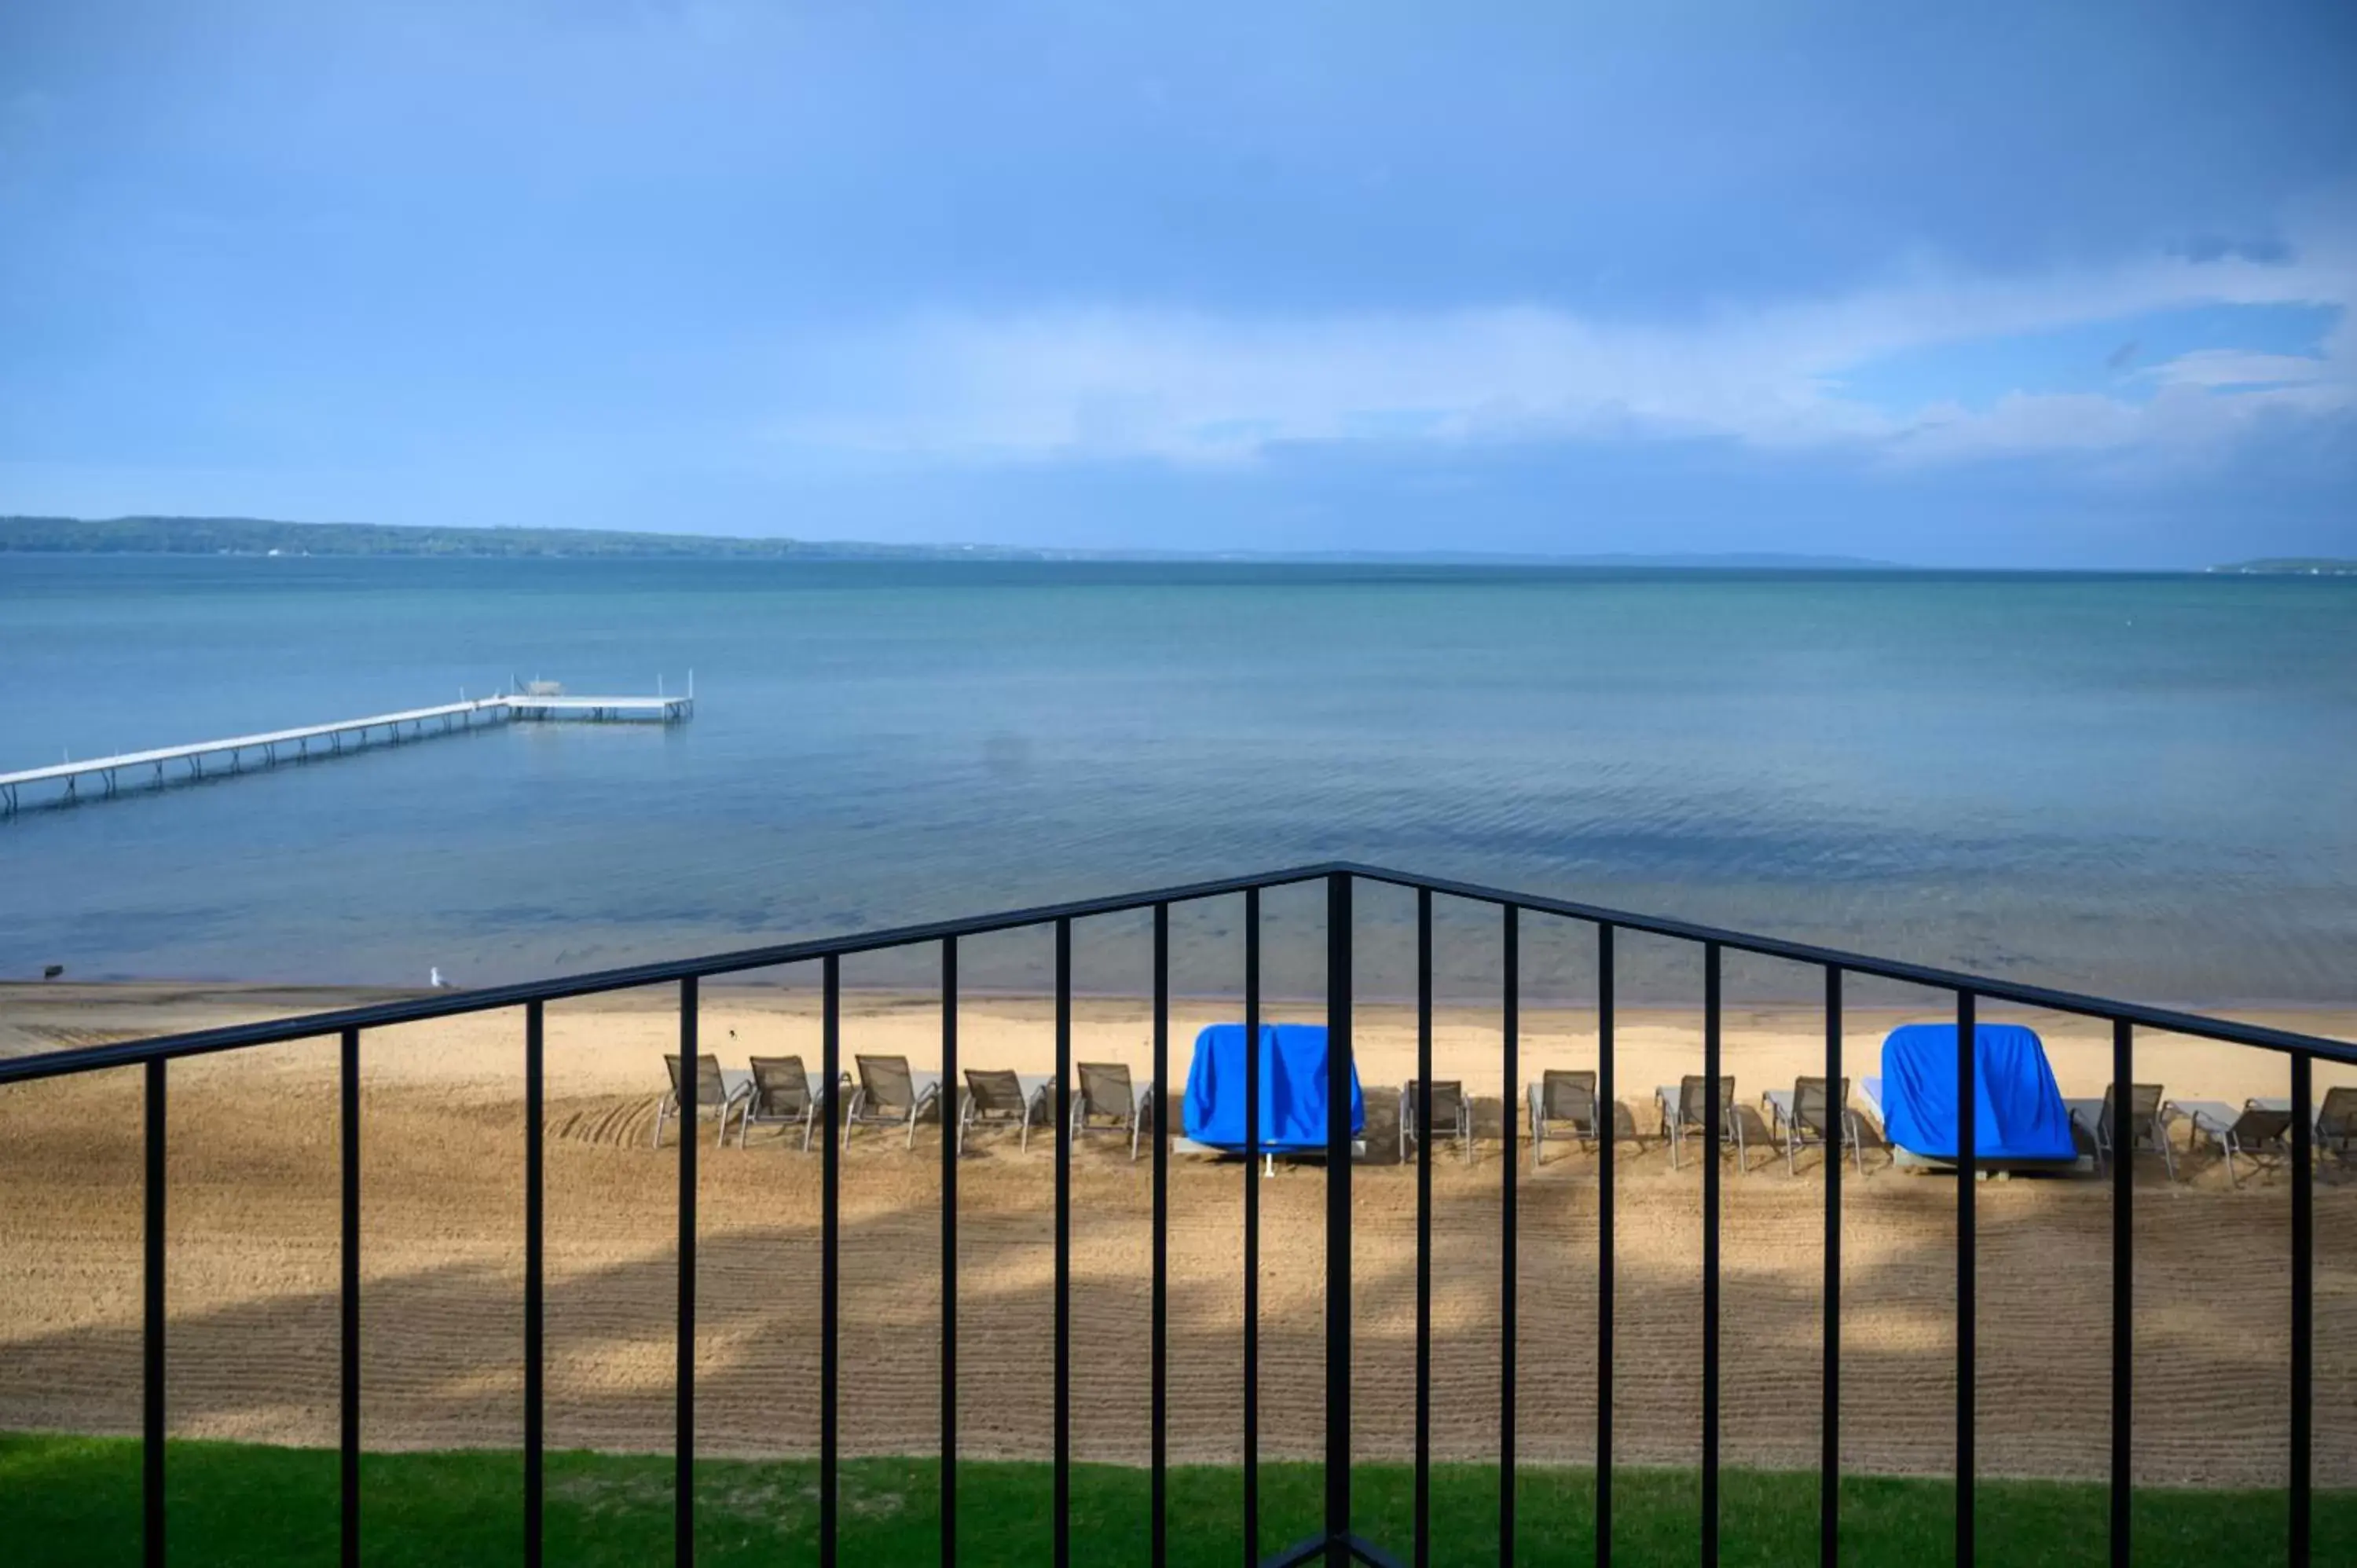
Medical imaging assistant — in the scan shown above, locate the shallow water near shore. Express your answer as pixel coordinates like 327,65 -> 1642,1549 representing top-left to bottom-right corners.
2,555 -> 2354,1006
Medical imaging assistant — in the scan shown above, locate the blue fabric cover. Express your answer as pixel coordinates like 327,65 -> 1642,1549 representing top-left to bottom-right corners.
1879,1022 -> 2077,1160
1182,1023 -> 1365,1153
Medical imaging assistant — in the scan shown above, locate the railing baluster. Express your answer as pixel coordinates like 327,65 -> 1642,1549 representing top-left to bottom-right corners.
822,956 -> 841,1567
1054,916 -> 1072,1568
1501,903 -> 1519,1567
2291,1050 -> 2312,1566
1595,922 -> 1614,1568
1417,888 -> 1435,1568
1152,903 -> 1171,1568
940,939 -> 958,1568
1816,968 -> 1842,1568
676,979 -> 696,1567
2109,1019 -> 2130,1568
1956,991 -> 1976,1568
341,1025 -> 361,1568
1325,870 -> 1354,1564
144,1057 -> 166,1568
1702,943 -> 1721,1568
526,1001 -> 545,1568
1242,888 -> 1261,1568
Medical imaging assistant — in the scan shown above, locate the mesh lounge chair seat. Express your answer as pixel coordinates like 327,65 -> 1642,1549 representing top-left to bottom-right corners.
1764,1076 -> 1867,1178
844,1053 -> 943,1151
1072,1062 -> 1157,1161
654,1053 -> 753,1149
1527,1069 -> 1639,1167
2320,1087 -> 2357,1167
2172,1098 -> 2293,1188
1400,1079 -> 1472,1164
1659,1075 -> 1766,1172
738,1054 -> 834,1150
960,1068 -> 1053,1154
2069,1082 -> 2176,1181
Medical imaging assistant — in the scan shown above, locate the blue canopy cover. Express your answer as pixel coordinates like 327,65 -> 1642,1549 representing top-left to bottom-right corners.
1182,1023 -> 1365,1154
1879,1022 -> 2077,1160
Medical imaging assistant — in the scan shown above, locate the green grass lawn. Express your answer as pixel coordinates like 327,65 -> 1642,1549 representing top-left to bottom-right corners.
2,1433 -> 2344,1566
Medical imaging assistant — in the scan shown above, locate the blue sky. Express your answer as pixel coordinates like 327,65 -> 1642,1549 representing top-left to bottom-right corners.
2,2 -> 2353,566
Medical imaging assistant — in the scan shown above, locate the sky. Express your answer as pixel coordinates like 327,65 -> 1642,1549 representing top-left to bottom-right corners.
2,1 -> 2354,567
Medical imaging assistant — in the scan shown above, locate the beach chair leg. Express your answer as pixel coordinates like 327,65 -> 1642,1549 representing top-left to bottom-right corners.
842,1089 -> 863,1152
653,1095 -> 671,1150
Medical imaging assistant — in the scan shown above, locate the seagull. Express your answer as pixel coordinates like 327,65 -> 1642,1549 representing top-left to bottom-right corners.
429,966 -> 450,989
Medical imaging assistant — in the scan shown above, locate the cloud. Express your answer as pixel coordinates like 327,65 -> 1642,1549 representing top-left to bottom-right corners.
2146,349 -> 2330,388
2174,234 -> 2295,266
768,225 -> 2357,475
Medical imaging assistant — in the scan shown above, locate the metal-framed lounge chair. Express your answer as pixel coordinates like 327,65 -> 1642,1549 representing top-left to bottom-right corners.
2071,1083 -> 2176,1181
1072,1061 -> 1156,1161
2171,1098 -> 2293,1188
738,1054 -> 830,1150
1528,1069 -> 1637,1167
959,1068 -> 1052,1154
1662,1075 -> 1765,1172
1765,1075 -> 1866,1178
843,1053 -> 943,1151
2320,1086 -> 2357,1168
1400,1079 -> 1472,1164
654,1053 -> 753,1149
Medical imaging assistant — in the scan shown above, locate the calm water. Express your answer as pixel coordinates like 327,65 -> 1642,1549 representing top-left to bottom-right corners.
3,555 -> 2354,1006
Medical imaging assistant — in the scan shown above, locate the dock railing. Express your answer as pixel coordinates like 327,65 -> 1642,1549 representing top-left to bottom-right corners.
1,859 -> 2345,1567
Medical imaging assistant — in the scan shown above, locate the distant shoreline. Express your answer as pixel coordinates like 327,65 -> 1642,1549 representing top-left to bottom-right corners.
2,514 -> 1912,569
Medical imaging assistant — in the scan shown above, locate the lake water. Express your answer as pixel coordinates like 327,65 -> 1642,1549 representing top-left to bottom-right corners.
3,555 -> 2353,1006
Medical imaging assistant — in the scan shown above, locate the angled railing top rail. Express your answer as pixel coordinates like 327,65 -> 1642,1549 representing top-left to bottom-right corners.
5,859 -> 2350,1086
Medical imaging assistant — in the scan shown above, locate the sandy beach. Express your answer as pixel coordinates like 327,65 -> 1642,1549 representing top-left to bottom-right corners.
2,982 -> 2352,1487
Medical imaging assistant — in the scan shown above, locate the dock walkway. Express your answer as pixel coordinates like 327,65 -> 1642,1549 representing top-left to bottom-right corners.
2,691 -> 692,812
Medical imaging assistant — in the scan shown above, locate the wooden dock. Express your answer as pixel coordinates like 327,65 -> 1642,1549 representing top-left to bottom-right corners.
1,690 -> 693,813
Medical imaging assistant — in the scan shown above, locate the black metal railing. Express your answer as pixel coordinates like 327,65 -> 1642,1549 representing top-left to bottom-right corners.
2,860 -> 2345,1568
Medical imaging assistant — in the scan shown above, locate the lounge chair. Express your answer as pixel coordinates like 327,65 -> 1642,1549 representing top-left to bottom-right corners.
2070,1083 -> 2176,1181
738,1054 -> 830,1150
1400,1079 -> 1472,1164
1661,1075 -> 1765,1172
1072,1061 -> 1156,1161
1528,1069 -> 1637,1167
2172,1098 -> 2293,1188
654,1053 -> 753,1149
1764,1076 -> 1866,1178
2320,1087 -> 2357,1167
959,1068 -> 1053,1154
843,1053 -> 944,1151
